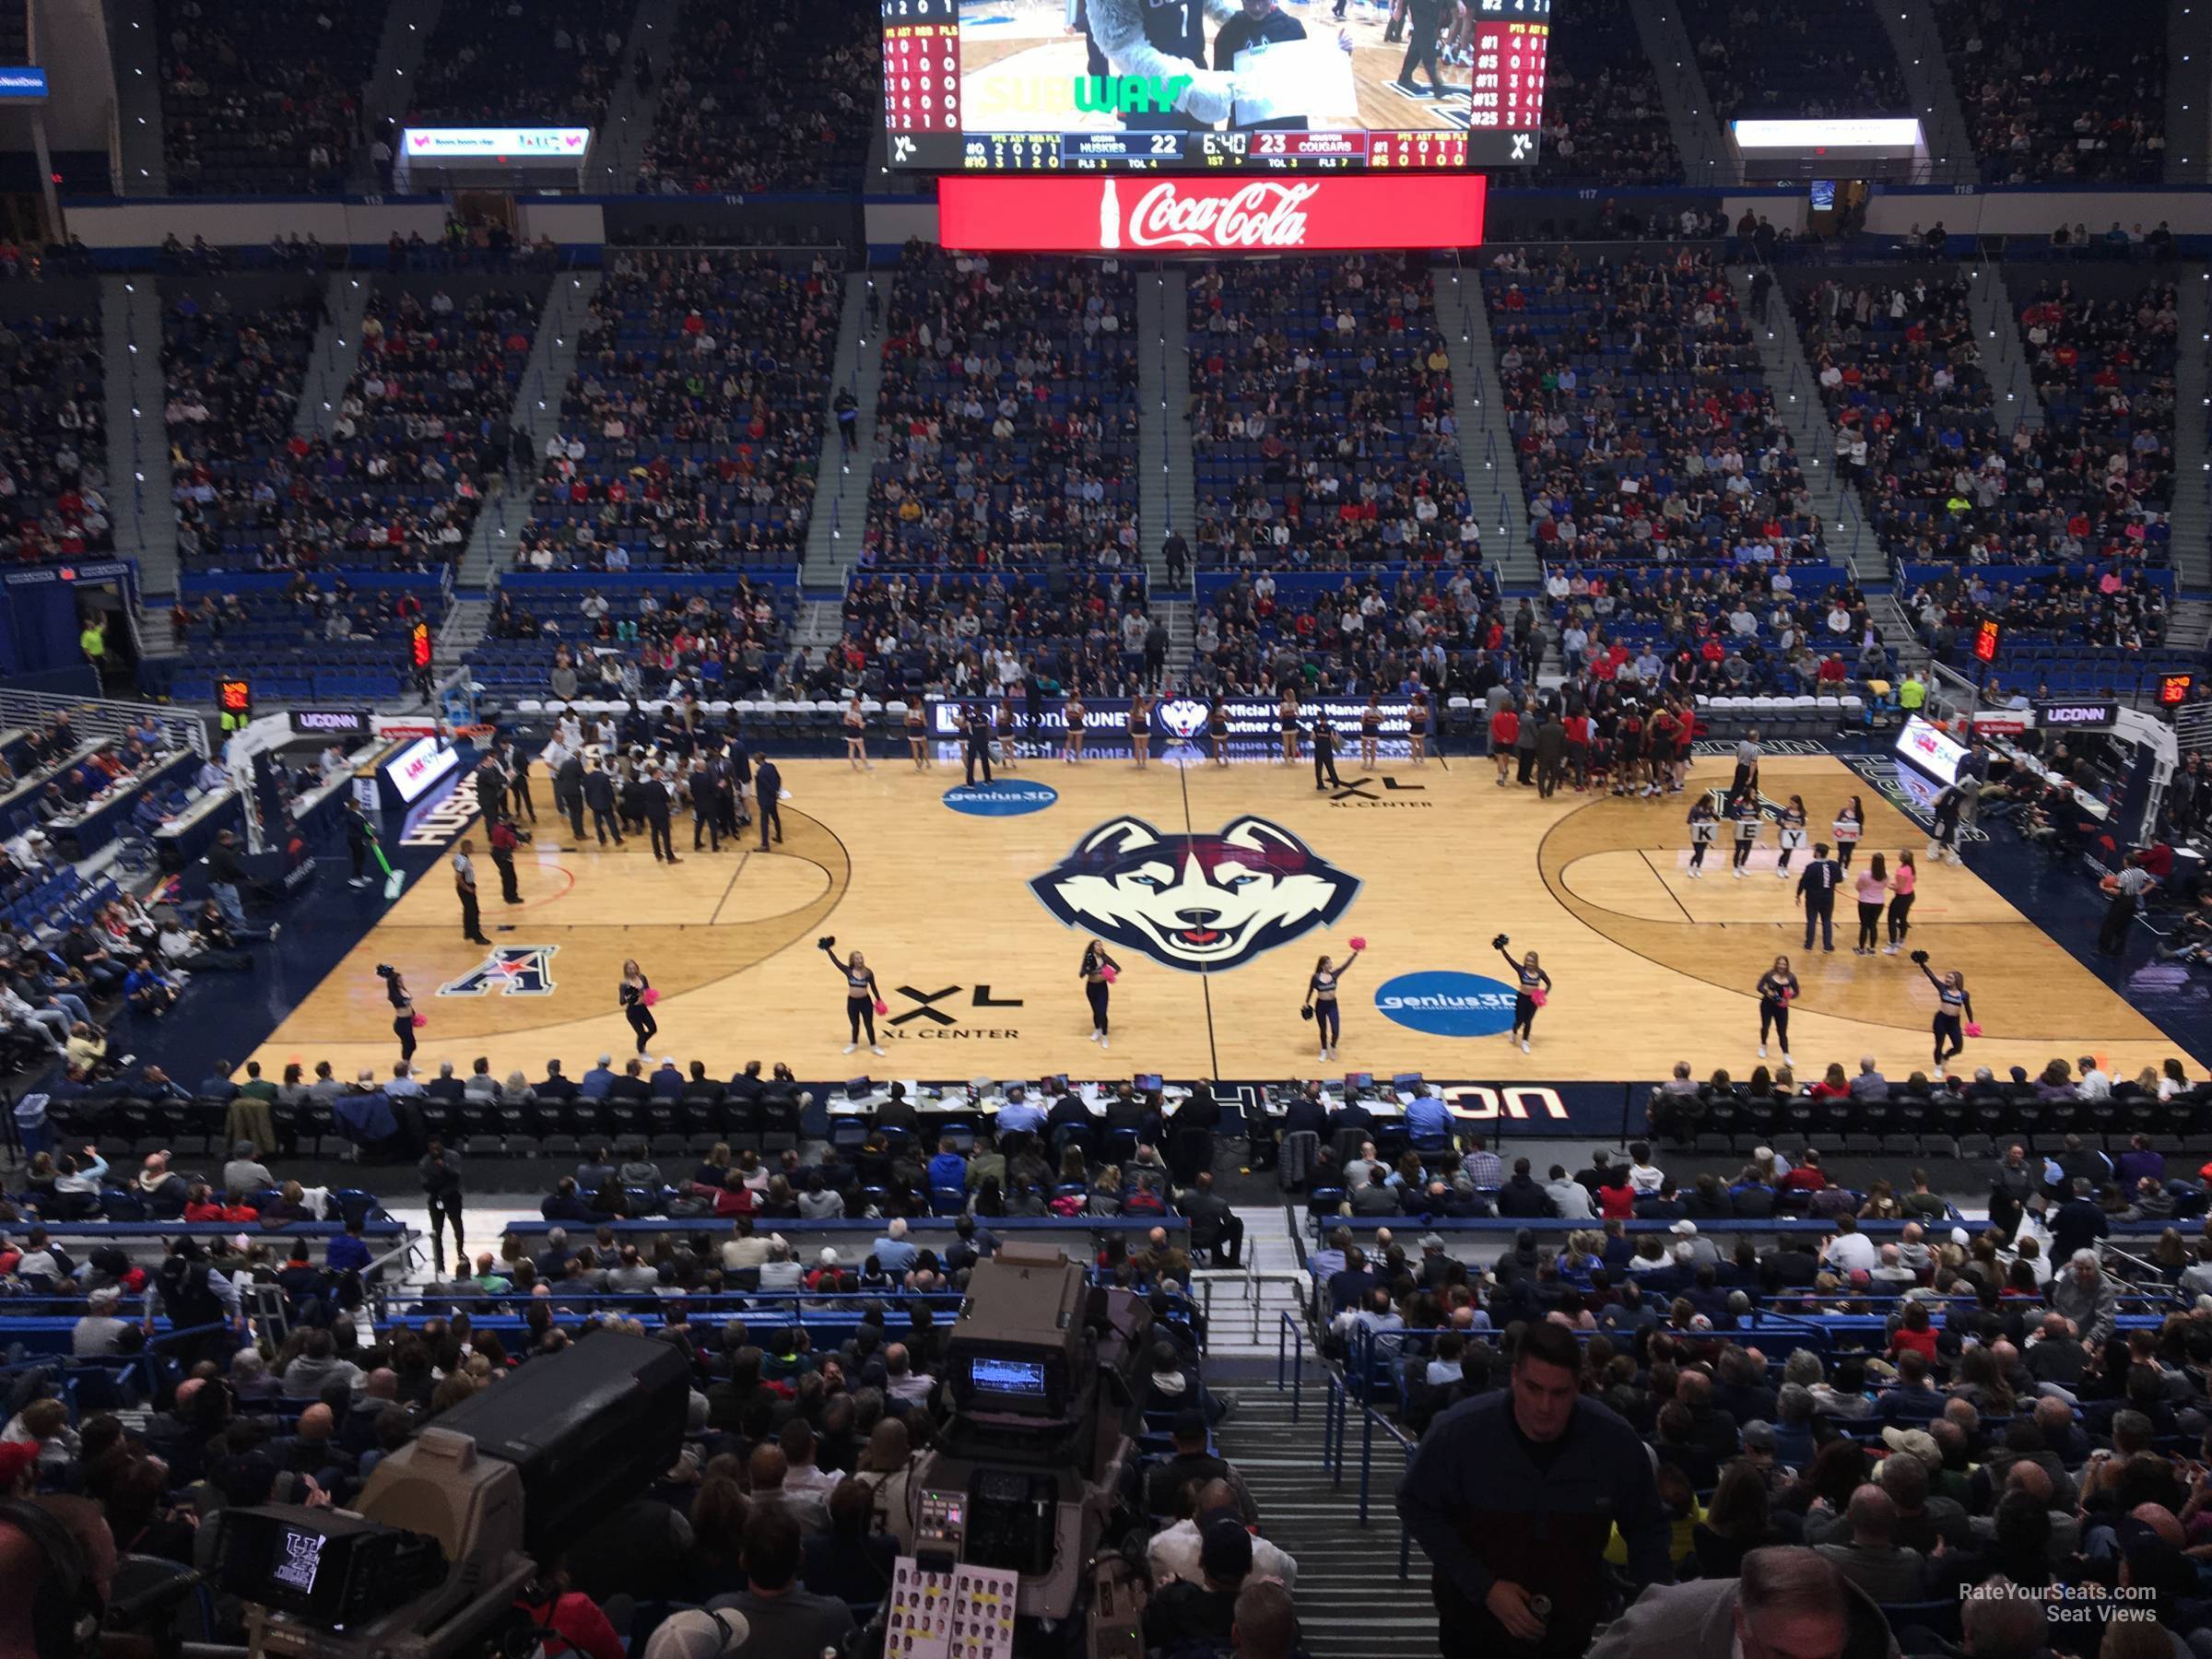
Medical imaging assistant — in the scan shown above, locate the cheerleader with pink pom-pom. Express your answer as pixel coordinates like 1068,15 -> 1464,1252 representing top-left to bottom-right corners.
1302,936 -> 1366,1060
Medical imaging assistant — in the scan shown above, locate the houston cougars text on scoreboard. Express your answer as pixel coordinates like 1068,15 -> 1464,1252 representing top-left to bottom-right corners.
881,0 -> 1551,173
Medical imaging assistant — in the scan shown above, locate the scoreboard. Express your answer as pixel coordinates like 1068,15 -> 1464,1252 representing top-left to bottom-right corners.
883,0 -> 1550,173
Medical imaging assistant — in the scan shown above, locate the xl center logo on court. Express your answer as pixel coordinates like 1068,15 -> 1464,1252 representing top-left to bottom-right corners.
1030,815 -> 1359,972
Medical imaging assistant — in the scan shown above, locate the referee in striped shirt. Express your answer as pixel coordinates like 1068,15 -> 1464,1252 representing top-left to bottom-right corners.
2098,852 -> 2155,959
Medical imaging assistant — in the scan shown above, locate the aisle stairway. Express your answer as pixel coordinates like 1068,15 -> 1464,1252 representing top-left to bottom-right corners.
101,276 -> 178,600
1218,1386 -> 1436,1659
802,271 -> 892,590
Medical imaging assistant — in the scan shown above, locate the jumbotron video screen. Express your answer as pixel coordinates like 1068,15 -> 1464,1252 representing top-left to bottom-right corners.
882,0 -> 1550,171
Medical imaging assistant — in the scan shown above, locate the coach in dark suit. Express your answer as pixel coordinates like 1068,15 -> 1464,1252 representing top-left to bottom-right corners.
556,749 -> 586,840
1796,842 -> 1841,953
754,753 -> 783,849
582,761 -> 622,846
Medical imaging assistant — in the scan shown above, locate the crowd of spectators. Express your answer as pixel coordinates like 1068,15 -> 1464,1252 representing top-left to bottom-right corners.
156,0 -> 382,194
406,0 -> 634,127
1936,0 -> 2169,184
479,580 -> 795,703
0,1169 -> 1294,1659
636,0 -> 878,196
1484,247 -> 1826,569
1192,568 -> 1499,698
1527,0 -> 1681,187
0,301 -> 110,565
1187,253 -> 1477,571
1795,273 -> 2171,571
867,246 -> 1140,571
512,252 -> 841,575
163,283 -> 325,569
1536,560 -> 1893,698
219,281 -> 547,574
1906,565 -> 2171,658
833,571 -> 1156,702
2017,280 -> 2178,517
1684,0 -> 1909,122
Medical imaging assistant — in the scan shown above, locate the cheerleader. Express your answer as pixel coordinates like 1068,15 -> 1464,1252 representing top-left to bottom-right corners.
1408,688 -> 1430,767
1833,795 -> 1865,870
1853,853 -> 1888,955
1278,690 -> 1300,764
1359,695 -> 1382,771
1913,951 -> 1972,1069
1775,794 -> 1808,879
1208,692 -> 1230,767
1729,791 -> 1762,877
843,697 -> 872,771
618,958 -> 657,1054
822,939 -> 885,1056
1079,937 -> 1121,1049
1885,851 -> 1917,954
904,700 -> 928,772
1493,935 -> 1551,1053
1063,693 -> 1087,765
379,964 -> 418,1065
1303,944 -> 1363,1060
1130,688 -> 1153,771
1755,954 -> 1797,1064
1687,795 -> 1718,877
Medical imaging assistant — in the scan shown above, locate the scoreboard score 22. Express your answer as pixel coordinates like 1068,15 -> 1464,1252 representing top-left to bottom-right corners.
882,0 -> 1550,172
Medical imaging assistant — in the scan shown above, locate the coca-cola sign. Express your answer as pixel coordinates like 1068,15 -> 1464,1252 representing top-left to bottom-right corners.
938,173 -> 1487,254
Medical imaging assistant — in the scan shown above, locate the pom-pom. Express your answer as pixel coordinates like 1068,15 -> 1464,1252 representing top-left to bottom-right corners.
1348,935 -> 1368,951
1911,949 -> 1929,965
817,935 -> 836,950
1491,933 -> 1510,950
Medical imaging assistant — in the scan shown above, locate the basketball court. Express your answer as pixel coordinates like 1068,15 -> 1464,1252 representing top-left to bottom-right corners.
246,746 -> 2191,1087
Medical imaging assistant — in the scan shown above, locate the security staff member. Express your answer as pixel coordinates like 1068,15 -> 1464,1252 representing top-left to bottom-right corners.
1397,1320 -> 1670,1659
582,759 -> 623,846
488,815 -> 524,903
556,745 -> 586,841
453,839 -> 489,946
963,702 -> 994,786
641,768 -> 679,865
2099,852 -> 2155,958
1795,841 -> 1842,953
754,752 -> 784,849
1311,715 -> 1344,791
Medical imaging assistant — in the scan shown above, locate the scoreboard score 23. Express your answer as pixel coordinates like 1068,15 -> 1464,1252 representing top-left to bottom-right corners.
882,0 -> 1550,172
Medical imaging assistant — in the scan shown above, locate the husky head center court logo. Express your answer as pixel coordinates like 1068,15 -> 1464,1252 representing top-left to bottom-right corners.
1158,698 -> 1210,739
1030,816 -> 1359,972
438,945 -> 559,997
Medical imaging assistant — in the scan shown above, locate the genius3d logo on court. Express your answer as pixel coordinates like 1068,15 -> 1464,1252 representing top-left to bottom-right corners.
1028,816 -> 1359,973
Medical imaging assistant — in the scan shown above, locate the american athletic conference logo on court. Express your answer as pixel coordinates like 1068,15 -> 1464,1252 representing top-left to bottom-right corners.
438,945 -> 559,997
1028,815 -> 1359,972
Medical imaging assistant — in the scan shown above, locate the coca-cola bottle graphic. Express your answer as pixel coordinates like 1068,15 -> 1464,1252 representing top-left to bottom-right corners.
1099,176 -> 1120,251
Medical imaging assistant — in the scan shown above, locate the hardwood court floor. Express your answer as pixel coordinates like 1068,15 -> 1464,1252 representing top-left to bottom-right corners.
246,750 -> 2191,1086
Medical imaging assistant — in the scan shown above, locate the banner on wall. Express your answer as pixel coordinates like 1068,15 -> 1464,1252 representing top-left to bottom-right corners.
937,173 -> 1487,253
929,693 -> 1428,740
